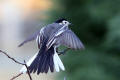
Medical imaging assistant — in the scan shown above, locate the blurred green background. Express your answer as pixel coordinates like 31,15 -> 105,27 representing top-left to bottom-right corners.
49,0 -> 120,80
0,0 -> 120,80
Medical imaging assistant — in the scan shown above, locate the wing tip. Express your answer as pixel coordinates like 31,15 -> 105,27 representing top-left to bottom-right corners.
80,44 -> 85,50
69,45 -> 85,50
18,44 -> 23,47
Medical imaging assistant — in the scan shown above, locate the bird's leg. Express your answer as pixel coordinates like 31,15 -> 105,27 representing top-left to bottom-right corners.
56,48 -> 70,55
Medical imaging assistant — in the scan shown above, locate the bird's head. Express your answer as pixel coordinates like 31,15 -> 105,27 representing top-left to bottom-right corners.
55,18 -> 71,26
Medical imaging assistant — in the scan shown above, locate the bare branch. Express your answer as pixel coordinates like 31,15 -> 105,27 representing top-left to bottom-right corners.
10,73 -> 23,80
24,60 -> 32,80
0,50 -> 33,80
0,50 -> 25,65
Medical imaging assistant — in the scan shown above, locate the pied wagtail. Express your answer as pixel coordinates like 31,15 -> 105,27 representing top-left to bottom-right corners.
19,18 -> 85,74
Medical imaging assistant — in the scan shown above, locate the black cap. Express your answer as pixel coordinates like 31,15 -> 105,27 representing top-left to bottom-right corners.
55,18 -> 67,23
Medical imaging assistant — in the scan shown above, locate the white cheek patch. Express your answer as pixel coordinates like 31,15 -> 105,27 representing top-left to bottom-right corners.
59,23 -> 63,25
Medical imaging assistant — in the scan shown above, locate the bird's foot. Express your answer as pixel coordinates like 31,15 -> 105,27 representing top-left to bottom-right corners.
56,48 -> 70,55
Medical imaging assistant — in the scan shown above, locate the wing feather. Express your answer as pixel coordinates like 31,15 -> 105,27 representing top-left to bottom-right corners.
18,30 -> 40,47
46,28 -> 85,50
58,30 -> 85,50
18,27 -> 44,48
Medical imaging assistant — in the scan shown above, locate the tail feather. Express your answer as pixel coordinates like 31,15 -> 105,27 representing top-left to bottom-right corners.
20,46 -> 65,74
41,55 -> 47,73
44,56 -> 50,73
41,55 -> 49,73
32,46 -> 54,74
53,52 -> 65,72
37,54 -> 46,74
20,52 -> 38,73
33,56 -> 41,73
49,55 -> 54,72
56,54 -> 65,71
28,51 -> 42,73
30,54 -> 41,73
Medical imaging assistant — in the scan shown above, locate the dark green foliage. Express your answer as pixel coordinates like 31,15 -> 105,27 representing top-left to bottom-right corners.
48,0 -> 120,80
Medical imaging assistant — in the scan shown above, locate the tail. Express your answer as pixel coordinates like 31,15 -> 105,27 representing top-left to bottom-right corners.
20,52 -> 38,73
20,46 -> 65,74
53,47 -> 65,72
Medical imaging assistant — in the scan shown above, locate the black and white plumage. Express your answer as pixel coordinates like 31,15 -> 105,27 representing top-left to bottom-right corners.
19,18 -> 85,74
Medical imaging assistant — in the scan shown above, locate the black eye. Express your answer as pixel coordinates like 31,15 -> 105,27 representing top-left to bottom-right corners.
64,21 -> 67,24
62,21 -> 67,24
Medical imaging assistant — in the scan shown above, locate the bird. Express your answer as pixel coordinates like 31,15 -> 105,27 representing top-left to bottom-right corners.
19,18 -> 85,74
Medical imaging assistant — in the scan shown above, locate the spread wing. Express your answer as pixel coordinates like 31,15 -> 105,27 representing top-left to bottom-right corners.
18,23 -> 62,48
18,28 -> 44,47
58,30 -> 85,49
47,29 -> 85,50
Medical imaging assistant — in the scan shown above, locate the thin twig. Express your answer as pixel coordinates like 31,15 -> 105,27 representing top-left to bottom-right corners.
0,50 -> 32,80
0,50 -> 25,65
24,60 -> 32,80
10,73 -> 23,80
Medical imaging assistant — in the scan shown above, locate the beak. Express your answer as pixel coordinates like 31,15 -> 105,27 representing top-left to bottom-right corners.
69,22 -> 71,25
69,23 -> 73,26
